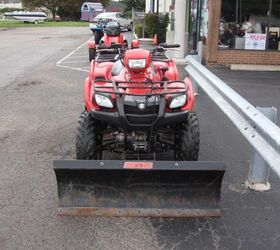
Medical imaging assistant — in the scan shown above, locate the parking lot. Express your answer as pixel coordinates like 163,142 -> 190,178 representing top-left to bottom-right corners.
1,27 -> 280,250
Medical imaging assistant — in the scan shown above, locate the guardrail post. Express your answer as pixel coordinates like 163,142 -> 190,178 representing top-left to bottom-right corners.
246,107 -> 277,192
186,56 -> 200,96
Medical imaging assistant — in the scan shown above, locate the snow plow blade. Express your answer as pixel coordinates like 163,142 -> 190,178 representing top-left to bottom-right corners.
53,160 -> 225,218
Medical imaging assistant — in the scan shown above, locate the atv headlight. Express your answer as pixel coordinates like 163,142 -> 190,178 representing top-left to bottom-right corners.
128,59 -> 146,69
95,94 -> 113,108
169,95 -> 186,109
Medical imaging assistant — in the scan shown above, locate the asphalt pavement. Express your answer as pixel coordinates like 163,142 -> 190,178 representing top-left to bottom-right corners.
0,27 -> 280,250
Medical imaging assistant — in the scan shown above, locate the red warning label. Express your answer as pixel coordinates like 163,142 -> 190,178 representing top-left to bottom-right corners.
123,162 -> 153,169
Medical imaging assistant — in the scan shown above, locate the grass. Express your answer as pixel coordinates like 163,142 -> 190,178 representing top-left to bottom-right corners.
0,20 -> 89,28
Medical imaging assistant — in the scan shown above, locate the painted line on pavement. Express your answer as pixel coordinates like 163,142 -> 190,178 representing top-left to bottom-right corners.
56,37 -> 92,65
60,60 -> 89,64
67,55 -> 88,59
56,32 -> 134,72
56,64 -> 89,72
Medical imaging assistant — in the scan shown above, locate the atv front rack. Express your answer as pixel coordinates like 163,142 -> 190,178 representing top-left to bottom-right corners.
93,79 -> 188,96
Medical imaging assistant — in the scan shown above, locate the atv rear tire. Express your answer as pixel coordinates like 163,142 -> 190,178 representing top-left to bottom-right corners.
175,112 -> 199,161
89,48 -> 96,62
128,22 -> 133,31
76,111 -> 102,160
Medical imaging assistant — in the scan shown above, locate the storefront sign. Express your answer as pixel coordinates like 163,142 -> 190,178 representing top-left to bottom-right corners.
245,34 -> 267,50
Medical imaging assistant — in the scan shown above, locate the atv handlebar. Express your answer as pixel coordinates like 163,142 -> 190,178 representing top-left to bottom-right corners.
160,43 -> 180,48
98,43 -> 180,51
152,44 -> 181,54
98,44 -> 123,50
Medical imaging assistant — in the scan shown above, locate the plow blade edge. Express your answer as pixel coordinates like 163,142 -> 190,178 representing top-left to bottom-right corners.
53,160 -> 225,218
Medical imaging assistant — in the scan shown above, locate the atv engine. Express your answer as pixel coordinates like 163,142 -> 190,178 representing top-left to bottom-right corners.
115,131 -> 149,152
128,132 -> 148,152
112,129 -> 173,160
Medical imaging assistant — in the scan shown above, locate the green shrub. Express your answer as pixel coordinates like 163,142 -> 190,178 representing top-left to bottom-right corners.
135,24 -> 143,38
124,10 -> 132,19
144,13 -> 169,43
135,23 -> 150,38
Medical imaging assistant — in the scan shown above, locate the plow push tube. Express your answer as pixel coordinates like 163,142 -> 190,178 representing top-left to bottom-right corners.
53,160 -> 225,218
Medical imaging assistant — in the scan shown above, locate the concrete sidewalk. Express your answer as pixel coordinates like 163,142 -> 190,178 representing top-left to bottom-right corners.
209,67 -> 280,125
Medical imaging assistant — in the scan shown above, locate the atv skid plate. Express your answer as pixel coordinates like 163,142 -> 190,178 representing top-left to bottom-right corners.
53,160 -> 225,218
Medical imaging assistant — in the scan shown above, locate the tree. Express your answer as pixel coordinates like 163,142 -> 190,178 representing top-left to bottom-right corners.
22,0 -> 112,20
123,0 -> 145,11
22,0 -> 62,19
41,0 -> 62,20
58,0 -> 83,21
100,0 -> 110,7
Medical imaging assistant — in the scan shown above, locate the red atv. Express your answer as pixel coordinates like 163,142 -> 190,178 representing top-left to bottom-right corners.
88,21 -> 128,62
77,43 -> 199,161
53,44 -> 226,218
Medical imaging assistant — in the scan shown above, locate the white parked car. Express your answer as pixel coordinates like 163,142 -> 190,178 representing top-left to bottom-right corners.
89,12 -> 133,31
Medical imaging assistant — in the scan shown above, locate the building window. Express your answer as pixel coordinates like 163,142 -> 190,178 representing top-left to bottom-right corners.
188,0 -> 209,51
220,0 -> 280,51
83,4 -> 88,11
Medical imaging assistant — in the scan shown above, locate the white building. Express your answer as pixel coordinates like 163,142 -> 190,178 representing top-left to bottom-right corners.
145,0 -> 173,13
145,0 -> 188,59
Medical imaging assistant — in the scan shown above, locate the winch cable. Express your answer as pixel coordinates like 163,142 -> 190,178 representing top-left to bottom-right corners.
146,77 -> 159,159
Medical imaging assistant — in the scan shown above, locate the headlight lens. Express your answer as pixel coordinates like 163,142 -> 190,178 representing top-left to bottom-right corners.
169,95 -> 186,109
128,59 -> 146,69
95,94 -> 113,108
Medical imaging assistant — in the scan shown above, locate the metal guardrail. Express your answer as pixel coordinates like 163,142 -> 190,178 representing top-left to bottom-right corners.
186,55 -> 280,191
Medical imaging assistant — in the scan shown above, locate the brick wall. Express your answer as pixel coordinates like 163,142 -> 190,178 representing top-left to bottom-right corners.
205,48 -> 280,66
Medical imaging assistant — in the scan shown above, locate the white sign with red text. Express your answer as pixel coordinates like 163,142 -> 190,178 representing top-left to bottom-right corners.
245,33 -> 267,50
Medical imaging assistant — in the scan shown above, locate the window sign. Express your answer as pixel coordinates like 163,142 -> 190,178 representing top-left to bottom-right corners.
245,33 -> 267,50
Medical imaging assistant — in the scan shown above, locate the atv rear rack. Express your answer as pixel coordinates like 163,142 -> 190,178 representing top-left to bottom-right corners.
95,53 -> 120,62
95,44 -> 124,62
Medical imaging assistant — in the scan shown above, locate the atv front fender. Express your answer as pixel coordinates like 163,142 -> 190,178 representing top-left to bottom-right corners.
182,77 -> 195,111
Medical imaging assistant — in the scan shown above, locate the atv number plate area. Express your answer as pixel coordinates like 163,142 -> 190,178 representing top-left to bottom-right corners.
123,161 -> 153,169
54,160 -> 225,218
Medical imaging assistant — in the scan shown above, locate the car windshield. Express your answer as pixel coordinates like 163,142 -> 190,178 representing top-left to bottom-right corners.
96,13 -> 116,19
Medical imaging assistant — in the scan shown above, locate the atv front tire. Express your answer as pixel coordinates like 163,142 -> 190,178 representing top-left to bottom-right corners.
76,111 -> 102,159
89,48 -> 96,62
175,112 -> 199,161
